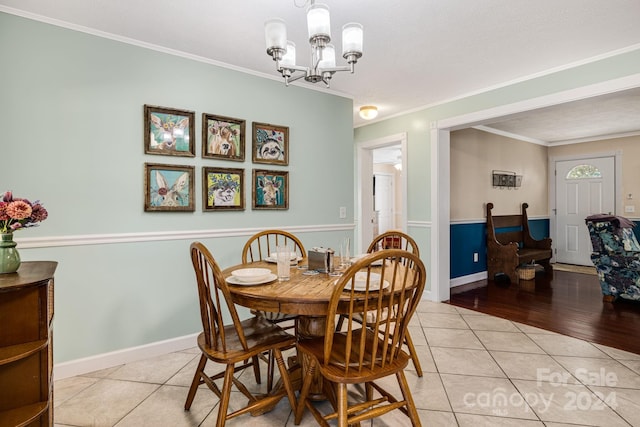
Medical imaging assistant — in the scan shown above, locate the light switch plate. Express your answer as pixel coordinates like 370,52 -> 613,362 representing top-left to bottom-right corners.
625,205 -> 635,213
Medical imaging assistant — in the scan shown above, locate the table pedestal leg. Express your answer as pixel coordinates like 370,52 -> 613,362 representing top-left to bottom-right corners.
297,315 -> 327,401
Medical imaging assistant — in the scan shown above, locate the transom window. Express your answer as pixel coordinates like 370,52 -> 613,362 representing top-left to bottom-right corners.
566,164 -> 602,179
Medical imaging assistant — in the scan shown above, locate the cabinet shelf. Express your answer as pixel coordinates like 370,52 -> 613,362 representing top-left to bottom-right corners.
0,401 -> 49,427
0,339 -> 48,366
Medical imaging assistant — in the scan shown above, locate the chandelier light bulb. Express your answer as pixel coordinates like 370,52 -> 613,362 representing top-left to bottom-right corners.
318,44 -> 336,68
281,41 -> 296,67
264,18 -> 287,53
307,3 -> 331,41
342,23 -> 363,57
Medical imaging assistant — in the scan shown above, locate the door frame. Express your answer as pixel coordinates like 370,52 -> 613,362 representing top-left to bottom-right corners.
548,151 -> 622,263
432,73 -> 640,302
356,133 -> 407,254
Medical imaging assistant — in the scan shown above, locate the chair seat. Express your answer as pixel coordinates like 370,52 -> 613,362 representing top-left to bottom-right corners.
198,316 -> 295,364
297,328 -> 410,384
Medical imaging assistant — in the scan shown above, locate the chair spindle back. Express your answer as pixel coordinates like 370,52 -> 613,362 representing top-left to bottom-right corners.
328,249 -> 426,374
190,242 -> 248,352
367,231 -> 420,256
242,229 -> 306,263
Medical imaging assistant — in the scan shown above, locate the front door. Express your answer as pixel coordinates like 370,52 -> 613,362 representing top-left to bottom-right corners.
555,156 -> 615,265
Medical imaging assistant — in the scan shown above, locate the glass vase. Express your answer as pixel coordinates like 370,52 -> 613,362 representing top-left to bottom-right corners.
0,232 -> 21,274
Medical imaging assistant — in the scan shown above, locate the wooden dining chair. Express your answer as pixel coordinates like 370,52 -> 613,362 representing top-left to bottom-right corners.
241,229 -> 306,325
242,229 -> 306,391
367,230 -> 420,255
294,249 -> 426,427
185,242 -> 297,427
338,230 -> 424,377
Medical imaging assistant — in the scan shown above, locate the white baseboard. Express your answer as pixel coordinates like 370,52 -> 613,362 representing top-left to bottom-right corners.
450,271 -> 487,288
54,332 -> 199,381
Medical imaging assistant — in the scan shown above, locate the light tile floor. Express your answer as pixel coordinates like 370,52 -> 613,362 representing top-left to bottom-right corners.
54,301 -> 640,426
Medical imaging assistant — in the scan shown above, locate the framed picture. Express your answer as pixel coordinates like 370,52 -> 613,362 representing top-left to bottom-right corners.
144,163 -> 195,211
252,122 -> 289,165
203,167 -> 245,211
202,113 -> 245,161
144,105 -> 195,157
252,169 -> 288,210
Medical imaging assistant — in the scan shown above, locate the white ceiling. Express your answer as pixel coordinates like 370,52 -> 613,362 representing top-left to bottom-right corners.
2,0 -> 640,140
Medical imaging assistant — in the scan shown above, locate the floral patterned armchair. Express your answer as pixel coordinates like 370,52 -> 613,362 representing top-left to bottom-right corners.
586,215 -> 640,302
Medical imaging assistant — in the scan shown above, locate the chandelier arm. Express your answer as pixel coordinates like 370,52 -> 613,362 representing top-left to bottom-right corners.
277,63 -> 309,73
317,65 -> 352,74
286,73 -> 307,84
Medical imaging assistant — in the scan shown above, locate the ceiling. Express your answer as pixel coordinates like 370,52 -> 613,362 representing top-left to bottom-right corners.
2,0 -> 640,139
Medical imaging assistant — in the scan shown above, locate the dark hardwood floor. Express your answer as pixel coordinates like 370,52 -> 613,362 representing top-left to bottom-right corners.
448,269 -> 640,355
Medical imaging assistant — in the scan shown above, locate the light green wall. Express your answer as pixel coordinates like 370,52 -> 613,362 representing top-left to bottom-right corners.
0,12 -> 354,363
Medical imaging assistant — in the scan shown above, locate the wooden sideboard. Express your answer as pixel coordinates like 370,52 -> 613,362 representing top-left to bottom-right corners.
0,261 -> 58,427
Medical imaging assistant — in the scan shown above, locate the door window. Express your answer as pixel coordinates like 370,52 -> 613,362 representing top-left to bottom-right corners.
566,164 -> 602,179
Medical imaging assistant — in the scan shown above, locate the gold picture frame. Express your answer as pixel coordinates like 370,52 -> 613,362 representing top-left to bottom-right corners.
252,122 -> 288,165
202,113 -> 245,161
144,163 -> 195,212
144,105 -> 195,157
203,167 -> 245,211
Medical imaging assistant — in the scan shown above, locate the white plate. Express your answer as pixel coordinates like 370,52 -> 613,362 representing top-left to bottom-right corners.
347,279 -> 390,291
231,267 -> 272,283
227,273 -> 277,286
265,256 -> 303,264
269,252 -> 299,260
346,272 -> 390,291
350,255 -> 383,266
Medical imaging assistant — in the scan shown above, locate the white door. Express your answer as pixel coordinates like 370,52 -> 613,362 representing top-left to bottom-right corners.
555,157 -> 615,265
374,173 -> 394,234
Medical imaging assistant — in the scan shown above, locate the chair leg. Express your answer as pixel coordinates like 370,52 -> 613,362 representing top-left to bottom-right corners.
294,359 -> 316,425
404,330 -> 423,377
274,348 -> 297,414
216,364 -> 236,427
396,370 -> 421,427
336,314 -> 345,331
252,355 -> 262,385
336,383 -> 348,427
267,349 -> 275,392
185,354 -> 207,410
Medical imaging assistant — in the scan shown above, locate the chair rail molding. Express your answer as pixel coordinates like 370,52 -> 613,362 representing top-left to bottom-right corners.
15,224 -> 355,249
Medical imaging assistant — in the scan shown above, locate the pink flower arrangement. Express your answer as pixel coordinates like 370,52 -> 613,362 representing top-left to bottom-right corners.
0,191 -> 48,233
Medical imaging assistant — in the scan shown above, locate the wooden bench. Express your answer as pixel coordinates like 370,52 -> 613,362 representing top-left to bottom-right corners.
486,202 -> 553,283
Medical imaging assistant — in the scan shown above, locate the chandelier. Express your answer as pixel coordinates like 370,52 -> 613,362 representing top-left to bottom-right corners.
264,1 -> 363,87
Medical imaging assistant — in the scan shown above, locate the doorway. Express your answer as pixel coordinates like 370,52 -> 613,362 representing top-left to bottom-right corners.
432,75 -> 640,302
356,133 -> 407,254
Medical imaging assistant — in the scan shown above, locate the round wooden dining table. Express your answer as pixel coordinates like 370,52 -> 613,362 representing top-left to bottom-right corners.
223,258 -> 355,401
223,259 -> 344,336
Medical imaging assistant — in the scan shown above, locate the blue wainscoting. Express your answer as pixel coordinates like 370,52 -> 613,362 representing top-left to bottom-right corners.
450,218 -> 550,279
